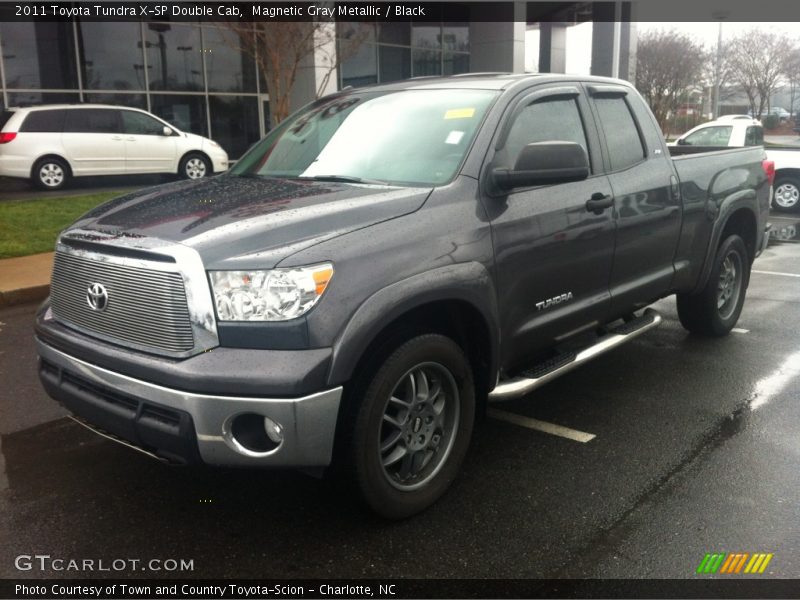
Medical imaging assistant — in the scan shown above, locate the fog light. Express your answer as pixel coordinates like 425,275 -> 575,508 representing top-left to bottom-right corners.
225,413 -> 283,455
264,417 -> 283,444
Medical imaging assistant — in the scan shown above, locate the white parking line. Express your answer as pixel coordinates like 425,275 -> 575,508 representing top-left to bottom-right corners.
487,408 -> 596,443
732,328 -> 750,334
752,270 -> 800,278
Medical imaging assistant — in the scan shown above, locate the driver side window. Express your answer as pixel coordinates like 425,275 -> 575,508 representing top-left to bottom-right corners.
502,98 -> 591,172
122,111 -> 167,136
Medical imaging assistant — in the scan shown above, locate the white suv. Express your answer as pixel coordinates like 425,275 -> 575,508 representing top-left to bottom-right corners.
0,104 -> 229,190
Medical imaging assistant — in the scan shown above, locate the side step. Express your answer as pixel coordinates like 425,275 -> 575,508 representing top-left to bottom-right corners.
488,308 -> 662,402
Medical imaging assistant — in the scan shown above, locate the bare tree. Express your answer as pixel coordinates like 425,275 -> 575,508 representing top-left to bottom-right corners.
784,47 -> 800,119
704,38 -> 739,113
220,20 -> 368,124
635,29 -> 707,132
727,29 -> 794,118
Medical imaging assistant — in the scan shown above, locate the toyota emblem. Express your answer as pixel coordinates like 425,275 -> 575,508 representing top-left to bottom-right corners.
86,283 -> 109,312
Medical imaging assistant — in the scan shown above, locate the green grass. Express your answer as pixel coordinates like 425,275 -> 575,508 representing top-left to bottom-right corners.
0,191 -> 123,258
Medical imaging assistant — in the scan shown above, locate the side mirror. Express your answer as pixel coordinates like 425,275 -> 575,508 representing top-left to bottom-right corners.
162,126 -> 173,136
676,137 -> 687,145
492,141 -> 589,190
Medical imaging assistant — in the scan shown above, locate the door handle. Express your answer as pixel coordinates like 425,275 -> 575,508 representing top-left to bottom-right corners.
111,136 -> 123,141
126,137 -> 135,141
586,193 -> 614,214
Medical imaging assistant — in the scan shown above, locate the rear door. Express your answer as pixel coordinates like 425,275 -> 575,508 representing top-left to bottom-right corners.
586,84 -> 682,313
484,85 -> 617,369
120,110 -> 177,174
61,108 -> 125,175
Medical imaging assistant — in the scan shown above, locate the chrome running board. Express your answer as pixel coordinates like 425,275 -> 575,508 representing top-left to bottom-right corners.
489,308 -> 662,402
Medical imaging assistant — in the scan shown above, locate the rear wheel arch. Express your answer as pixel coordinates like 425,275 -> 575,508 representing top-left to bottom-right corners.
31,154 -> 73,190
692,204 -> 758,295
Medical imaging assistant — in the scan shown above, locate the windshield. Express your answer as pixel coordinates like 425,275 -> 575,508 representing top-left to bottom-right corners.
231,89 -> 498,186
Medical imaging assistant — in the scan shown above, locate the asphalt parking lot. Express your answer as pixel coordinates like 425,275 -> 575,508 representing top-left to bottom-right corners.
1,212 -> 799,583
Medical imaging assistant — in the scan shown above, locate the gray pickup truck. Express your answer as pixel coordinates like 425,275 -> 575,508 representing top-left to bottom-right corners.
35,74 -> 772,518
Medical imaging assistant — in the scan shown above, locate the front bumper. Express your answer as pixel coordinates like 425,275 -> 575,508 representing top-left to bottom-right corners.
37,340 -> 342,468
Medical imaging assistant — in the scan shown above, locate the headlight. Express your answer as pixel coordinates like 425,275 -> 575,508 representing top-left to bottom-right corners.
209,264 -> 333,321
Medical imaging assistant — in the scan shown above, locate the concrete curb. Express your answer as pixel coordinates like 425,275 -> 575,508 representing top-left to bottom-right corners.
0,284 -> 50,308
0,252 -> 54,309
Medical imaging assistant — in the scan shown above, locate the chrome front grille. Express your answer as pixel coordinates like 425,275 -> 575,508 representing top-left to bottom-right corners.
50,251 -> 195,354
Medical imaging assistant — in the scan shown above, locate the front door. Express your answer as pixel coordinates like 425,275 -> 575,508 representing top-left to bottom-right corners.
485,88 -> 616,369
120,110 -> 177,174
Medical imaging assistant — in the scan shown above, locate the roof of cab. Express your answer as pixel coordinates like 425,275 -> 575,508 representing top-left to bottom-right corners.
7,104 -> 148,111
338,72 -> 635,93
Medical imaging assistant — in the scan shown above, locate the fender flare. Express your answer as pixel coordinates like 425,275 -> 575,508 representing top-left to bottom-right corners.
692,191 -> 759,295
326,262 -> 500,388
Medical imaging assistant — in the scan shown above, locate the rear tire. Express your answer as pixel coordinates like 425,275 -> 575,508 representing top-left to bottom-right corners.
772,175 -> 800,212
32,157 -> 69,191
344,334 -> 475,519
676,234 -> 749,336
179,153 -> 211,180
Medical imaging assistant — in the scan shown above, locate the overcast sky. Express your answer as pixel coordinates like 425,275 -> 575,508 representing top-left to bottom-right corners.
525,22 -> 800,76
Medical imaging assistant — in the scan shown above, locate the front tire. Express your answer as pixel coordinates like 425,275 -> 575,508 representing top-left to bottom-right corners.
32,157 -> 69,191
676,234 -> 749,336
179,153 -> 211,180
346,334 -> 475,519
773,175 -> 800,212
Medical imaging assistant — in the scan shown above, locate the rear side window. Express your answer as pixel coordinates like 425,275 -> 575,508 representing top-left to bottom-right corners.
745,126 -> 764,146
503,98 -> 591,172
20,110 -> 67,132
683,126 -> 732,147
593,97 -> 646,171
64,109 -> 121,134
0,111 -> 14,130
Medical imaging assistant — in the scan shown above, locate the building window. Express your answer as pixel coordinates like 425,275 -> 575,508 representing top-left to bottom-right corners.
339,21 -> 471,86
209,95 -> 260,159
145,23 -> 204,92
150,94 -> 208,137
202,27 -> 256,94
84,93 -> 147,109
77,23 -> 145,90
379,46 -> 411,82
341,43 -> 378,88
0,22 -> 78,89
6,91 -> 80,106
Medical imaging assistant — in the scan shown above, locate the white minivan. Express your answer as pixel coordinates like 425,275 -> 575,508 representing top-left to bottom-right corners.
0,104 -> 229,190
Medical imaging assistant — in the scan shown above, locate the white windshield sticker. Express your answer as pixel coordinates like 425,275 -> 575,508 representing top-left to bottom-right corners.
445,131 -> 465,145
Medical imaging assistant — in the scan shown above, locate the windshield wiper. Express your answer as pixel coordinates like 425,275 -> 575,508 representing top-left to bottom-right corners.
304,175 -> 391,185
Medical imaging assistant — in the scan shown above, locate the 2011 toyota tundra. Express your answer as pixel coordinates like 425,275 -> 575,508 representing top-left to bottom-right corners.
35,74 -> 773,519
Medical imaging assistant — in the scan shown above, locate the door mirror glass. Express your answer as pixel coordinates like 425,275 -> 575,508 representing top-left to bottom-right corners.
493,141 -> 589,190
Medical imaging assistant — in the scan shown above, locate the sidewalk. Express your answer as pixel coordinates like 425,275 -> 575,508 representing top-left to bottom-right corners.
0,252 -> 53,307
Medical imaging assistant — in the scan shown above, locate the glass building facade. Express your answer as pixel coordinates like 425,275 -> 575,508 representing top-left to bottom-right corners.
0,21 -> 470,159
339,22 -> 470,88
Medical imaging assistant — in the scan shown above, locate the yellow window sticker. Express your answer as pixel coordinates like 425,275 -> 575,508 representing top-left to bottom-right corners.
444,108 -> 476,120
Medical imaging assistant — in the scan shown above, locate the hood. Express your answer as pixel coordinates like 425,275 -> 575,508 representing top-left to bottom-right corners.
67,175 -> 432,268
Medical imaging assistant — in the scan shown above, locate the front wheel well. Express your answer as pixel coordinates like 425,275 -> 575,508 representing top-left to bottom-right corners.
345,300 -> 494,413
178,151 -> 213,174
